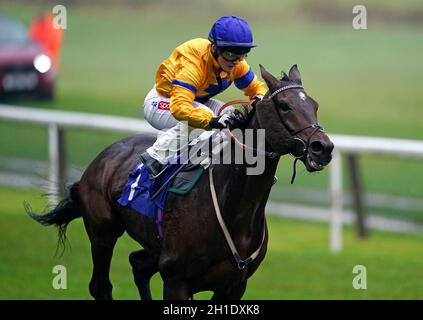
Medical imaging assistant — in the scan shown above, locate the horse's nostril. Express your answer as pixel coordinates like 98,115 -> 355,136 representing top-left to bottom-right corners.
310,141 -> 324,154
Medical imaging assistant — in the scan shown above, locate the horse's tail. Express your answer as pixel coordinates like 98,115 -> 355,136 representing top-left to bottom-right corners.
25,182 -> 82,255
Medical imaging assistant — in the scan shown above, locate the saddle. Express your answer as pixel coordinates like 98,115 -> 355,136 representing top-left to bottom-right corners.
168,165 -> 204,195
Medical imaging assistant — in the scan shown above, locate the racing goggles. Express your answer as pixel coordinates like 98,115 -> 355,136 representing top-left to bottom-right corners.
219,50 -> 248,62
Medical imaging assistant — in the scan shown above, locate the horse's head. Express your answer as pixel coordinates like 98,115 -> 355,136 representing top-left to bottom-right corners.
256,64 -> 333,172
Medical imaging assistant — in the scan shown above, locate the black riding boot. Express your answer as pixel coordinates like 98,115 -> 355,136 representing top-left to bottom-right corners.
140,152 -> 163,178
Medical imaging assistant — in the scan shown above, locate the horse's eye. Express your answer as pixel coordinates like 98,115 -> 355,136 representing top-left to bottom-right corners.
278,100 -> 291,111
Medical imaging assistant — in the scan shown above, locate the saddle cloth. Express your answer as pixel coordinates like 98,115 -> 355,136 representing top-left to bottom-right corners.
117,159 -> 204,220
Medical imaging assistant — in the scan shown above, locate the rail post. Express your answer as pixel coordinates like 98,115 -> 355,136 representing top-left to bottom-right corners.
48,123 -> 66,208
330,149 -> 343,253
347,154 -> 368,238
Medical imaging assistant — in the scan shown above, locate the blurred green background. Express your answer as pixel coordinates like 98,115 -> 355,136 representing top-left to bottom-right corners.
0,0 -> 422,299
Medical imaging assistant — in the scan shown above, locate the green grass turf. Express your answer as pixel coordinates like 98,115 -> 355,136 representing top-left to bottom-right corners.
0,187 -> 422,299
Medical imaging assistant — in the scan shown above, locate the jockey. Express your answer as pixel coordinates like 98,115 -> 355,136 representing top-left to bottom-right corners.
141,16 -> 267,177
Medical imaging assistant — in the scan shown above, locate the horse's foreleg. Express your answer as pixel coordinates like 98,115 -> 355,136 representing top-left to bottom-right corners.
129,249 -> 158,300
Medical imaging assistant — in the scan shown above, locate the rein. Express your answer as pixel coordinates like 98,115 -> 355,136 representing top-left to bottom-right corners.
217,100 -> 279,159
217,100 -> 280,159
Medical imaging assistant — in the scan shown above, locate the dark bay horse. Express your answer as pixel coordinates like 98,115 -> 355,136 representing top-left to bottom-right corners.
28,65 -> 334,299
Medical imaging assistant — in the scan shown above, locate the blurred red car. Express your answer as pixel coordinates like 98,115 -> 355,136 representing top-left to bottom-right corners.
0,15 -> 56,100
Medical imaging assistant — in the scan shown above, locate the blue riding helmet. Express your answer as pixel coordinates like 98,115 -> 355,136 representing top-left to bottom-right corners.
208,16 -> 256,50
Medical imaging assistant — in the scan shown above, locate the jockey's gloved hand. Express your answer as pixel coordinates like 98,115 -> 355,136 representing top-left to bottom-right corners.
209,113 -> 238,129
209,110 -> 248,130
209,114 -> 232,129
226,109 -> 248,130
251,95 -> 263,107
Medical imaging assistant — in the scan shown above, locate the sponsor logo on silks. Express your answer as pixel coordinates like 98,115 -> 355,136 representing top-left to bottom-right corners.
157,101 -> 170,110
151,101 -> 158,107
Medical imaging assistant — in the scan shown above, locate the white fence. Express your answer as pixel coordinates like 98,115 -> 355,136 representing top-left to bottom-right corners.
1,104 -> 423,253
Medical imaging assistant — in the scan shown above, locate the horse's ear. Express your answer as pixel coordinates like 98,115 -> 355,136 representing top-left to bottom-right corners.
259,64 -> 280,90
288,64 -> 302,85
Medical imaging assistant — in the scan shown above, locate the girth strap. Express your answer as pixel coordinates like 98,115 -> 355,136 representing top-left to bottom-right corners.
209,166 -> 266,270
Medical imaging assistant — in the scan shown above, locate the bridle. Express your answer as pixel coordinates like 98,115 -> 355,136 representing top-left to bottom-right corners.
219,83 -> 324,183
269,83 -> 324,183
